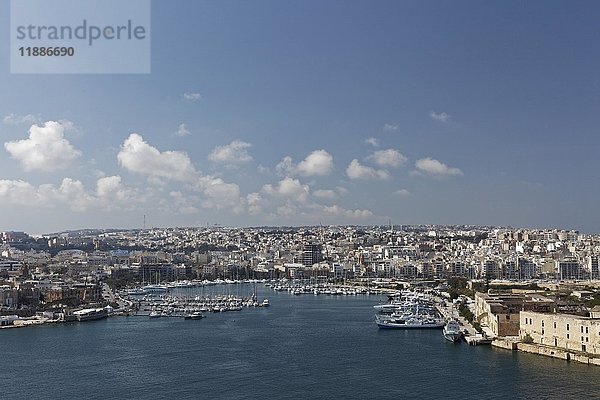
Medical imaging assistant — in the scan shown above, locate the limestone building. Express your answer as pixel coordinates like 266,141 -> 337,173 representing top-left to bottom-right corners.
475,292 -> 555,337
520,308 -> 600,355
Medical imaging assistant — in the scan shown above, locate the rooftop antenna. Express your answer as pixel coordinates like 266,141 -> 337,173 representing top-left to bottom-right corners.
143,214 -> 146,230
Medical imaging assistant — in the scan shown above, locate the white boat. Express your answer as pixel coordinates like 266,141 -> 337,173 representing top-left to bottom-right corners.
72,308 -> 108,322
375,314 -> 445,329
148,311 -> 161,318
143,284 -> 169,293
184,311 -> 204,320
443,319 -> 463,342
125,288 -> 145,296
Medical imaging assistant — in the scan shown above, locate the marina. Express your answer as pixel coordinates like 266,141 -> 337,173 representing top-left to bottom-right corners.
2,285 -> 600,400
0,281 -> 513,350
373,290 -> 446,329
371,289 -> 494,346
131,294 -> 269,318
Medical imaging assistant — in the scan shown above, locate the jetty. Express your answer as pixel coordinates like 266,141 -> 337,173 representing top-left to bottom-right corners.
434,298 -> 491,345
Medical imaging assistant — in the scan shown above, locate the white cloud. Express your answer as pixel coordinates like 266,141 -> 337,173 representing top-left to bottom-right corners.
246,192 -> 263,215
321,204 -> 374,219
313,187 -> 347,200
277,178 -> 310,201
335,186 -> 349,196
275,156 -> 295,176
96,175 -> 138,206
0,176 -> 144,213
117,134 -> 247,212
176,123 -> 190,137
196,176 -> 245,213
0,180 -> 44,205
313,189 -> 337,199
262,177 -> 310,203
96,176 -> 123,198
257,165 -> 270,174
248,179 -> 372,222
57,119 -> 76,132
277,202 -> 298,218
383,123 -> 399,131
395,189 -> 411,197
367,149 -> 408,168
0,178 -> 94,211
56,178 -> 96,212
346,159 -> 390,180
4,121 -> 81,171
208,140 -> 252,164
296,150 -> 334,176
413,157 -> 463,178
430,110 -> 450,122
3,113 -> 38,125
183,92 -> 202,101
365,137 -> 379,147
117,133 -> 197,182
168,191 -> 200,214
276,150 -> 334,177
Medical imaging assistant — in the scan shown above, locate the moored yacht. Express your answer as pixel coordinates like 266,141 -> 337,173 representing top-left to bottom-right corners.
443,319 -> 463,342
143,284 -> 169,294
72,308 -> 108,322
184,311 -> 204,320
375,313 -> 445,329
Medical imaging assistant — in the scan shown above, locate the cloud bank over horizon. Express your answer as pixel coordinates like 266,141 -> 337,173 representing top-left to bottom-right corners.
2,120 -> 456,231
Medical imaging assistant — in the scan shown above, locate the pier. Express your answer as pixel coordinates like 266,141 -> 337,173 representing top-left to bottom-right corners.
434,299 -> 491,345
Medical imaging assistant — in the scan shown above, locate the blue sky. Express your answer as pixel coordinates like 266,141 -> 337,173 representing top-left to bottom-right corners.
0,0 -> 599,234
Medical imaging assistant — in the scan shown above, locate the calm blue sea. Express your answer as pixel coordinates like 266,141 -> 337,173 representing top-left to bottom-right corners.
2,284 -> 599,399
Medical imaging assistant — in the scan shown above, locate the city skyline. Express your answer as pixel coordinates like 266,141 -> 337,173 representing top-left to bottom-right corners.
1,1 -> 599,234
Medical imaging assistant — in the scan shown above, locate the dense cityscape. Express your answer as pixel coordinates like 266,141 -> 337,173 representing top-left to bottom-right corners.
3,224 -> 600,365
1,224 -> 593,285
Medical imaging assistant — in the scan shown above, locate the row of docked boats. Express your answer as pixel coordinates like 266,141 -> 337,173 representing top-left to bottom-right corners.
148,309 -> 206,320
141,294 -> 270,319
270,284 -> 379,296
374,290 -> 445,329
124,279 -> 276,296
373,290 -> 464,341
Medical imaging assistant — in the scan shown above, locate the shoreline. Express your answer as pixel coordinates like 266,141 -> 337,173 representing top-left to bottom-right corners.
493,338 -> 600,366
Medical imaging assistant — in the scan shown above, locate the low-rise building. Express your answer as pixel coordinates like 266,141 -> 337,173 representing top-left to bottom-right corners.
0,286 -> 18,307
520,308 -> 600,355
475,292 -> 555,337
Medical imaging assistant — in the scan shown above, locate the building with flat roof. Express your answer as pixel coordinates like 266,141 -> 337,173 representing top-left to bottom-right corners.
520,308 -> 600,355
302,243 -> 323,267
475,292 -> 555,337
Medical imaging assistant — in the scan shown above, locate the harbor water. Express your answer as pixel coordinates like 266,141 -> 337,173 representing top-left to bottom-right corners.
2,284 -> 599,399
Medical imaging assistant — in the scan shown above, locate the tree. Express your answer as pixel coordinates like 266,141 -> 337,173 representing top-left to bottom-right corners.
522,333 -> 534,344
